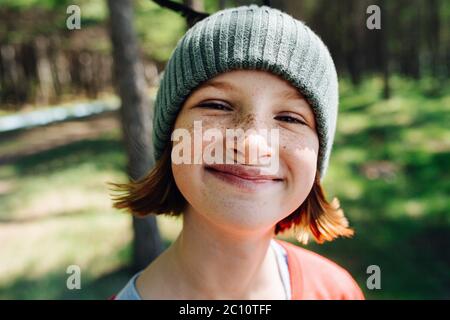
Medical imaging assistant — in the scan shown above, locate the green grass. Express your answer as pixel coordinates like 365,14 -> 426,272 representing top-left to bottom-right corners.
0,129 -> 182,299
0,75 -> 449,299
318,75 -> 450,299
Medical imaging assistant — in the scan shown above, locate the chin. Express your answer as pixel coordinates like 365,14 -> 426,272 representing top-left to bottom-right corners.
201,202 -> 282,231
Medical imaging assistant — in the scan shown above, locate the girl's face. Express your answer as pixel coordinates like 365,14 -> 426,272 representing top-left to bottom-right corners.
171,70 -> 319,233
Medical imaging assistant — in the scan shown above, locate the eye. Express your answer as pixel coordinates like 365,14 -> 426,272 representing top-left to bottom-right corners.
275,115 -> 307,125
197,102 -> 232,111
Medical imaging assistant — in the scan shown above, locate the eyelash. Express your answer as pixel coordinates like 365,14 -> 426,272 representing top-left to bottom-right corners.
198,102 -> 231,111
275,115 -> 307,125
198,102 -> 307,126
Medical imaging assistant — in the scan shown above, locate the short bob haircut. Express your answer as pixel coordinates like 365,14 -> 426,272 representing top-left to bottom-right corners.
109,137 -> 354,244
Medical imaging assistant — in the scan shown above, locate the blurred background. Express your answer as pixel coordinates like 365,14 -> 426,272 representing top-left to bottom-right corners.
0,0 -> 449,299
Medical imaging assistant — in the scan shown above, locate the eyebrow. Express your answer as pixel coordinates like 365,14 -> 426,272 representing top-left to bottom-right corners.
278,89 -> 306,102
198,80 -> 306,102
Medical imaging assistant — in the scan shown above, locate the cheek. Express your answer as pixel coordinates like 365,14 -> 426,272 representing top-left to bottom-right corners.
175,115 -> 230,163
171,161 -> 204,213
291,146 -> 317,183
171,112 -> 202,206
279,131 -> 319,206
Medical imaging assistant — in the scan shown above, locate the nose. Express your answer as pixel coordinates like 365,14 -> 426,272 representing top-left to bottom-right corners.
240,133 -> 272,165
228,115 -> 273,165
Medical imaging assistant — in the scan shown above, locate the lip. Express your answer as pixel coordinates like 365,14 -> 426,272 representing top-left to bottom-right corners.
205,164 -> 283,181
204,164 -> 283,192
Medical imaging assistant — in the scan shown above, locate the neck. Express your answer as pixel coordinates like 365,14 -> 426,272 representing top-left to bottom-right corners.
141,206 -> 282,299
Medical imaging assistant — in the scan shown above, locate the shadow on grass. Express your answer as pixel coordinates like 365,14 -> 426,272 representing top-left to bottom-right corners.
0,266 -> 134,300
11,137 -> 126,177
0,238 -> 173,300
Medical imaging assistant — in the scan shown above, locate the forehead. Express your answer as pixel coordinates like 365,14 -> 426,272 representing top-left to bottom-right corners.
195,70 -> 306,102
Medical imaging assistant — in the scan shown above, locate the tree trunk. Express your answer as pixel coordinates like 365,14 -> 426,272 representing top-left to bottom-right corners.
271,0 -> 304,20
107,0 -> 163,272
380,0 -> 390,99
35,37 -> 55,105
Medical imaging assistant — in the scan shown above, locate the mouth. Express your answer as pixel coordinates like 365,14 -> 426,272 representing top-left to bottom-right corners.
204,164 -> 283,192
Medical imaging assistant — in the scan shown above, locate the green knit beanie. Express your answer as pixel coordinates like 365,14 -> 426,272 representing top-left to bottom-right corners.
153,4 -> 339,181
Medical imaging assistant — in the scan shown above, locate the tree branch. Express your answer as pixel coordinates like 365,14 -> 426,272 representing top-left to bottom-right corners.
152,0 -> 209,27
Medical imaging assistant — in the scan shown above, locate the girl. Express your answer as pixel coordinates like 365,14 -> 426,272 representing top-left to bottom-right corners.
111,4 -> 365,300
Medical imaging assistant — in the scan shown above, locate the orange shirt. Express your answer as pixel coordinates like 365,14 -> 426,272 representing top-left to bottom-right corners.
275,238 -> 365,300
